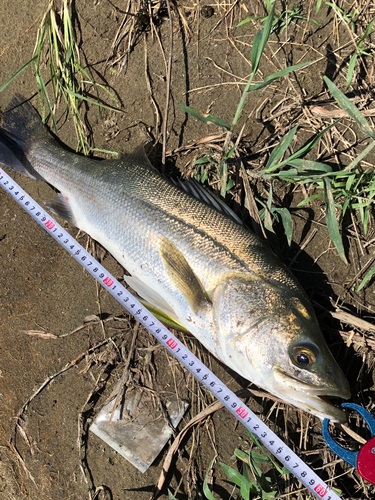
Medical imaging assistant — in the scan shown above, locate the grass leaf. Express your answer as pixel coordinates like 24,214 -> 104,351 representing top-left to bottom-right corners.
324,76 -> 375,139
246,430 -> 268,451
240,463 -> 251,500
219,463 -> 244,488
273,208 -> 293,245
237,15 -> 261,27
251,2 -> 275,74
0,56 -> 37,93
249,61 -> 312,91
287,159 -> 332,172
297,193 -> 324,206
61,88 -> 121,112
36,70 -> 58,132
251,30 -> 264,71
249,452 -> 271,463
346,53 -> 357,89
323,178 -> 348,264
234,448 -> 251,463
265,125 -> 298,170
264,120 -> 339,174
178,104 -> 230,130
362,19 -> 375,40
357,266 -> 375,292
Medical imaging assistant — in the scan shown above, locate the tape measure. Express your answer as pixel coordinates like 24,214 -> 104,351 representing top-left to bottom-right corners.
0,168 -> 341,500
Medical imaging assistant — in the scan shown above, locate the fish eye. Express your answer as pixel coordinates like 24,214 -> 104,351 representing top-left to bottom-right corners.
292,347 -> 316,367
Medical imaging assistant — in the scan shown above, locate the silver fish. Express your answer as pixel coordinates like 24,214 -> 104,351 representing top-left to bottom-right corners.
0,95 -> 350,422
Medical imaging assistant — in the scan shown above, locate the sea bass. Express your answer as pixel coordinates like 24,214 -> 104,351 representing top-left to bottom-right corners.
0,95 -> 350,422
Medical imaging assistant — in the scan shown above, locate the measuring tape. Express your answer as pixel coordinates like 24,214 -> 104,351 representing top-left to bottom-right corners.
0,167 -> 341,500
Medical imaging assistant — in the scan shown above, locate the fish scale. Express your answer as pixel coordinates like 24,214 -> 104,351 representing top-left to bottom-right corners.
32,136 -> 292,291
0,94 -> 350,422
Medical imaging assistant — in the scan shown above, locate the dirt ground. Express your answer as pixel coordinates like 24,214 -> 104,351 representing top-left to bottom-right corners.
0,1 -> 375,499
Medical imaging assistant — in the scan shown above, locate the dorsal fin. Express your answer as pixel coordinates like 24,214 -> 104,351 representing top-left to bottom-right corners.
174,178 -> 243,224
118,143 -> 160,173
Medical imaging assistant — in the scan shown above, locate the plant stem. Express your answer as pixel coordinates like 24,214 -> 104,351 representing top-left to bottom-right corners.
231,72 -> 256,131
223,72 -> 256,155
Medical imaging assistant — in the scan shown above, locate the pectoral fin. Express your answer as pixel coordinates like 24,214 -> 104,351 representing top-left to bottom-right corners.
160,238 -> 211,314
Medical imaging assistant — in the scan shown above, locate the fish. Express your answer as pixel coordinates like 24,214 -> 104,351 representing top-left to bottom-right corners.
0,94 -> 350,422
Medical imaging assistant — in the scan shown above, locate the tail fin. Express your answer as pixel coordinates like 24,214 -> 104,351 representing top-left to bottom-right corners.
0,94 -> 49,179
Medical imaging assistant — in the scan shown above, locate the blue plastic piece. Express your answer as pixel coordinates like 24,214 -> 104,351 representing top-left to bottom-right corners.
322,402 -> 375,469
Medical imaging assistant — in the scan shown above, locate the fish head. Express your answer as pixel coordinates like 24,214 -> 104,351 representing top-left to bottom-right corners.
211,277 -> 350,422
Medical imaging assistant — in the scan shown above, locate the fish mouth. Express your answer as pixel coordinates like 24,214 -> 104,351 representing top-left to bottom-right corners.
273,369 -> 350,423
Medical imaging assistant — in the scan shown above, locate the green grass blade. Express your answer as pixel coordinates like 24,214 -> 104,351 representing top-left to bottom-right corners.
357,266 -> 375,292
297,193 -> 324,206
271,168 -> 298,181
316,0 -> 323,12
249,452 -> 270,463
264,120 -> 339,173
363,19 -> 375,40
324,76 -> 375,139
251,30 -> 263,71
219,463 -> 244,488
62,88 -> 121,112
263,186 -> 275,233
167,490 -> 178,500
178,104 -> 230,130
274,208 -> 292,245
234,448 -> 251,462
251,2 -> 275,74
0,56 -> 37,92
283,123 -> 338,164
265,125 -> 298,170
237,15 -> 263,27
63,0 -> 71,52
346,53 -> 357,89
287,158 -> 332,172
81,77 -> 119,102
36,71 -> 58,131
261,491 -> 278,499
240,463 -> 251,500
249,61 -> 312,91
246,430 -> 262,448
323,178 -> 348,264
225,145 -> 236,160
